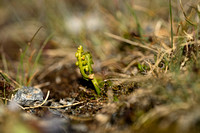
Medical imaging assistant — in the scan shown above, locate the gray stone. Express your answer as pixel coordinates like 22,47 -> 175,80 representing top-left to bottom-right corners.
13,86 -> 44,106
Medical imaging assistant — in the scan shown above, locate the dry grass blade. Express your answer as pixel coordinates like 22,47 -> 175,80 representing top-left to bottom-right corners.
181,40 -> 200,46
150,51 -> 167,73
66,115 -> 94,121
108,75 -> 151,85
33,82 -> 50,88
44,101 -> 84,109
105,32 -> 158,53
179,0 -> 197,26
0,70 -> 21,88
133,5 -> 155,16
123,53 -> 154,73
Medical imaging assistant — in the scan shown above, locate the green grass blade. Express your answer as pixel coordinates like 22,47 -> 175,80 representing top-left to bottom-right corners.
27,33 -> 53,86
169,0 -> 174,49
126,2 -> 143,38
16,44 -> 29,85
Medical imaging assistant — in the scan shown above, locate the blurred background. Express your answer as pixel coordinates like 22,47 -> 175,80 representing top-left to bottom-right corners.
0,0 -> 176,60
0,0 -> 198,91
1,1 -> 200,133
0,0 -> 198,85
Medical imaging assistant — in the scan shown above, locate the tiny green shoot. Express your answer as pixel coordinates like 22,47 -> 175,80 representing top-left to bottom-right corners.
75,45 -> 101,95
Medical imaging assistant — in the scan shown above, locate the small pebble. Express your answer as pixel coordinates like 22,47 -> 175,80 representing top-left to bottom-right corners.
13,86 -> 44,106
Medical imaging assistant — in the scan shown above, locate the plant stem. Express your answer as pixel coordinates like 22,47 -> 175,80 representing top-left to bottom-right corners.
169,0 -> 174,49
92,78 -> 100,95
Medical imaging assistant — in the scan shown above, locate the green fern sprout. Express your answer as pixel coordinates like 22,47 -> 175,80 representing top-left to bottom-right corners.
75,45 -> 101,95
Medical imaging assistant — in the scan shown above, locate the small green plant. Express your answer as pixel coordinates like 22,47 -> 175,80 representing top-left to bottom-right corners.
138,63 -> 149,72
75,45 -> 101,95
16,27 -> 53,86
